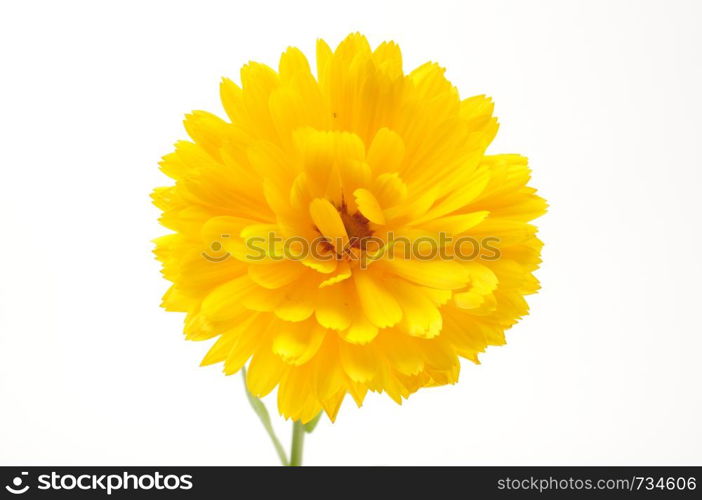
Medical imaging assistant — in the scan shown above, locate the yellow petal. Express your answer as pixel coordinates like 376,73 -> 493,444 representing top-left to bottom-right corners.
353,188 -> 386,224
367,128 -> 405,175
183,110 -> 231,161
279,46 -> 312,80
315,282 -> 352,330
415,166 -> 490,222
272,320 -> 325,365
316,38 -> 333,83
464,261 -> 499,294
321,390 -> 345,422
223,315 -> 270,375
340,313 -> 378,345
415,210 -> 489,234
200,275 -> 256,321
415,337 -> 459,372
309,197 -> 348,252
246,344 -> 288,397
239,62 -> 279,141
384,259 -> 471,290
376,330 -> 424,375
372,41 -> 403,79
372,172 -> 408,208
352,270 -> 403,328
277,364 -> 313,421
201,331 -> 237,367
319,260 -> 351,288
390,279 -> 443,338
274,277 -> 317,322
220,77 -> 244,124
339,341 -> 378,382
313,336 -> 345,400
241,284 -> 286,312
248,260 -> 305,289
300,254 -> 338,274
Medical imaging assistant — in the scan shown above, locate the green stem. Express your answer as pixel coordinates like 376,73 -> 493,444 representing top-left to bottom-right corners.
241,368 -> 289,466
289,420 -> 305,466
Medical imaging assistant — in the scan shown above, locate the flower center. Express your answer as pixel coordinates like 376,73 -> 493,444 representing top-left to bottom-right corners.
338,205 -> 372,248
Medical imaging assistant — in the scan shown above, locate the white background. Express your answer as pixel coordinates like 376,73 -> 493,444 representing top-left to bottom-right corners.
1,0 -> 701,465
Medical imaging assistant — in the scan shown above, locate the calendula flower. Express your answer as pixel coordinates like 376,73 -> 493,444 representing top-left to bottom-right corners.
153,33 -> 545,428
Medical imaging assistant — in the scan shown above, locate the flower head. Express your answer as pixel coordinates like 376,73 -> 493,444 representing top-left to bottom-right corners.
153,33 -> 546,422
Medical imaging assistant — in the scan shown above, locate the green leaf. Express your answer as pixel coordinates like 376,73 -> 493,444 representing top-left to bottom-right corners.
242,367 -> 289,466
303,412 -> 323,433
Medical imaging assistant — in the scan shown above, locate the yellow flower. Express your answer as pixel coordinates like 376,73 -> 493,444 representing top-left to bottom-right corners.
153,33 -> 546,423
